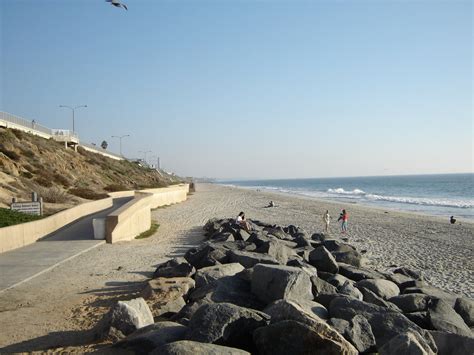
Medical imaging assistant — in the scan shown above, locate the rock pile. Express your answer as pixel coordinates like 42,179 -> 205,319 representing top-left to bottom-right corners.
95,217 -> 474,354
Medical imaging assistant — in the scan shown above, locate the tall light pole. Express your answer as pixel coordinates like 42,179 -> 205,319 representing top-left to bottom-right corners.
59,105 -> 87,134
111,134 -> 130,157
138,150 -> 152,164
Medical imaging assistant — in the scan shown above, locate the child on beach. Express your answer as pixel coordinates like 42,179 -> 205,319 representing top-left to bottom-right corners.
323,210 -> 330,233
337,209 -> 348,233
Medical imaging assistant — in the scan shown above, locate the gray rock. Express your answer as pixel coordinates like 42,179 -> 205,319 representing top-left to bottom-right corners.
114,321 -> 187,354
356,279 -> 400,299
251,264 -> 313,304
333,250 -> 365,267
389,294 -> 430,313
311,232 -> 326,242
195,263 -> 244,288
359,287 -> 402,311
339,281 -> 363,300
152,340 -> 250,355
329,297 -> 437,352
405,312 -> 432,330
141,277 -> 195,317
379,331 -> 436,355
322,239 -> 356,253
328,315 -> 376,353
153,257 -> 196,278
394,267 -> 423,280
95,298 -> 155,341
264,299 -> 328,324
338,263 -> 385,281
310,276 -> 338,296
186,302 -> 269,351
327,273 -> 354,288
255,240 -> 296,265
429,330 -> 474,355
263,226 -> 293,241
308,246 -> 339,273
228,250 -> 279,268
184,243 -> 229,269
253,320 -> 358,355
454,297 -> 474,327
210,232 -> 235,242
403,286 -> 457,307
294,233 -> 311,247
386,272 -> 415,288
427,298 -> 472,336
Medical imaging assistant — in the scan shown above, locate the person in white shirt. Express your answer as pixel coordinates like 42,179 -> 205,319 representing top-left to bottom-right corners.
236,211 -> 251,232
323,210 -> 330,233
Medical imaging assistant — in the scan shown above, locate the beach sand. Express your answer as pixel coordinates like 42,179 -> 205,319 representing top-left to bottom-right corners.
0,183 -> 472,352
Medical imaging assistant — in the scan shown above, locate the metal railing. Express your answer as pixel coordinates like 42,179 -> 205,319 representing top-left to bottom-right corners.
80,142 -> 123,160
0,111 -> 52,136
51,129 -> 79,139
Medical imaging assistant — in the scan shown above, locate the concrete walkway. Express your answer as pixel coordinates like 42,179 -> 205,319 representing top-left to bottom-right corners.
0,197 -> 132,292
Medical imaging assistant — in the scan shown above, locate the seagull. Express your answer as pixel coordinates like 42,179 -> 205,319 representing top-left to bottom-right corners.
106,0 -> 128,10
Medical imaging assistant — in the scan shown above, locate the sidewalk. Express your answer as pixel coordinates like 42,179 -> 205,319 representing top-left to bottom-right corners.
0,197 -> 132,292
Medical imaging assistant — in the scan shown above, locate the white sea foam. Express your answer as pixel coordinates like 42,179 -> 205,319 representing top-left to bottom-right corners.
326,187 -> 473,209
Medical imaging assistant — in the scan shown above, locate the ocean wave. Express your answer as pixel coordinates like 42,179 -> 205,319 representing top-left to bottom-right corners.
327,187 -> 473,209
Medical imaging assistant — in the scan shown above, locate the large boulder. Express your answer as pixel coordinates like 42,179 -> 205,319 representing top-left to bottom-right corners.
427,298 -> 472,336
310,276 -> 338,296
194,263 -> 244,288
326,274 -> 354,289
228,250 -> 279,268
378,331 -> 436,355
152,340 -> 250,355
338,263 -> 385,282
264,299 -> 328,324
333,250 -> 365,267
153,257 -> 196,278
403,286 -> 457,307
454,297 -> 474,327
393,267 -> 423,281
360,287 -> 402,312
184,243 -> 229,269
429,331 -> 474,355
251,264 -> 313,304
94,298 -> 154,341
255,240 -> 296,265
141,277 -> 195,317
328,315 -> 376,353
114,321 -> 187,354
329,297 -> 437,352
253,320 -> 358,355
308,246 -> 339,273
356,279 -> 400,299
389,294 -> 430,313
339,281 -> 363,300
186,302 -> 269,352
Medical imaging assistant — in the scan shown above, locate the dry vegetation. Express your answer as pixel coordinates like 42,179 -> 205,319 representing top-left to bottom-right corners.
0,127 -> 182,213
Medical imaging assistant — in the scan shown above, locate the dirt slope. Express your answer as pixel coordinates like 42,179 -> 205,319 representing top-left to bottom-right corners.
0,127 -> 181,214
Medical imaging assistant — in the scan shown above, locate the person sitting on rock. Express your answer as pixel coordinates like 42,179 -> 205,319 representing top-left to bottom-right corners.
236,212 -> 252,232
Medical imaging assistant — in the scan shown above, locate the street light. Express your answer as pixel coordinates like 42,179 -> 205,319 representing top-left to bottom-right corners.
59,104 -> 87,134
138,150 -> 152,164
111,134 -> 130,157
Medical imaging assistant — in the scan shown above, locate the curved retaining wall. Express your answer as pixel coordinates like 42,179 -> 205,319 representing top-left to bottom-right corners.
0,197 -> 113,253
106,184 -> 189,243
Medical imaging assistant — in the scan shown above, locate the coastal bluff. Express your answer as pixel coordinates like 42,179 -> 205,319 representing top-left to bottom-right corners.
92,217 -> 474,354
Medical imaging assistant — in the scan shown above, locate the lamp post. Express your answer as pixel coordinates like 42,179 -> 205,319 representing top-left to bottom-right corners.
138,150 -> 152,164
59,104 -> 87,134
111,134 -> 130,157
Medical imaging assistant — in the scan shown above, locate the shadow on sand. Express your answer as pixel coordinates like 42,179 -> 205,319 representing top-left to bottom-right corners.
0,225 -> 206,353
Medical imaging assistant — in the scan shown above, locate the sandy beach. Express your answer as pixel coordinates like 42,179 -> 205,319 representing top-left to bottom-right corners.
0,183 -> 473,352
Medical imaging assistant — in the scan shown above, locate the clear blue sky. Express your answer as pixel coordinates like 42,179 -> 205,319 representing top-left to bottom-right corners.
1,0 -> 472,179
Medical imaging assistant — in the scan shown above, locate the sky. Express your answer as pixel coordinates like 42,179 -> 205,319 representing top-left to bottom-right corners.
0,0 -> 472,179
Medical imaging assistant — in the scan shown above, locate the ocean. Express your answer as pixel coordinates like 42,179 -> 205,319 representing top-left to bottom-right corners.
221,174 -> 474,220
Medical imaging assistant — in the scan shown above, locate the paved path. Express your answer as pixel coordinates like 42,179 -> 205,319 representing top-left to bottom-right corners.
0,197 -> 132,292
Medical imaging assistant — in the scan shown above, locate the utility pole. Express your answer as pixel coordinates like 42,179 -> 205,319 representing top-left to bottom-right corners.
59,105 -> 87,134
111,134 -> 130,157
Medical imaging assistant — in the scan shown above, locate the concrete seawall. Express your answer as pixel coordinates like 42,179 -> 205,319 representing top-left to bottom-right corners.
0,184 -> 189,253
0,198 -> 113,253
106,184 -> 189,243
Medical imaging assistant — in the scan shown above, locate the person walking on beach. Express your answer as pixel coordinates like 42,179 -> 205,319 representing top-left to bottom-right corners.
323,210 -> 330,233
338,209 -> 349,233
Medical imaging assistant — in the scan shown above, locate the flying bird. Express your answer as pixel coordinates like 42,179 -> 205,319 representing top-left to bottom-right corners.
106,0 -> 128,10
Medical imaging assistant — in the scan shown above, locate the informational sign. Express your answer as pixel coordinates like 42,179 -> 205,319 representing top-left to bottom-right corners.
10,201 -> 42,216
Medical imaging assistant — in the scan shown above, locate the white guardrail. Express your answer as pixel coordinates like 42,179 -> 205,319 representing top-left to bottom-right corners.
0,111 -> 123,160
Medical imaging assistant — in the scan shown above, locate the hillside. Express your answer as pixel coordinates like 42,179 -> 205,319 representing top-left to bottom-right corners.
0,127 -> 182,214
